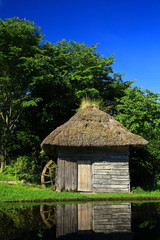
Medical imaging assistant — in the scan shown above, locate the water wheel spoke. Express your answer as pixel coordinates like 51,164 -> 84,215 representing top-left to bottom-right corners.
48,219 -> 54,224
48,168 -> 55,173
41,211 -> 49,214
44,218 -> 50,223
49,167 -> 54,171
47,167 -> 55,171
41,160 -> 57,188
44,181 -> 52,183
42,174 -> 51,177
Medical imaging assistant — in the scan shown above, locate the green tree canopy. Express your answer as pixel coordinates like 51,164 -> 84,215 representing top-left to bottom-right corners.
0,17 -> 50,168
116,87 -> 160,188
30,40 -> 132,137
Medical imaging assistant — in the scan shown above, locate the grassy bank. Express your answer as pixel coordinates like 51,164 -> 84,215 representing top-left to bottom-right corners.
1,183 -> 160,202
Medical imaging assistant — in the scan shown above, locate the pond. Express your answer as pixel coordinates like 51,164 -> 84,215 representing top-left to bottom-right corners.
0,202 -> 160,240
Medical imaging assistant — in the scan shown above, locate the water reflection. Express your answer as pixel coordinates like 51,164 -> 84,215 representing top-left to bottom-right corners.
40,203 -> 131,239
0,205 -> 46,240
1,202 -> 160,239
40,205 -> 56,228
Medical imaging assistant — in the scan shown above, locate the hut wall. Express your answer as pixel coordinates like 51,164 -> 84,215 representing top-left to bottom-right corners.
56,156 -> 78,192
56,147 -> 130,193
93,148 -> 130,193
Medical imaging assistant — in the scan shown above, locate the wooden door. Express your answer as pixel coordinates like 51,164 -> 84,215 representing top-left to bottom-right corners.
78,160 -> 92,191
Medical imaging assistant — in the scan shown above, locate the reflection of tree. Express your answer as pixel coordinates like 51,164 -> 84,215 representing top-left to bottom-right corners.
132,203 -> 160,240
0,210 -> 15,239
0,205 -> 47,240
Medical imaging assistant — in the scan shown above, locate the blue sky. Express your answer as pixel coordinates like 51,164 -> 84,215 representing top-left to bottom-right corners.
0,0 -> 160,93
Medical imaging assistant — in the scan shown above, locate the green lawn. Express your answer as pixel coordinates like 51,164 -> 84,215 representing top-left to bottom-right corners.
1,183 -> 160,202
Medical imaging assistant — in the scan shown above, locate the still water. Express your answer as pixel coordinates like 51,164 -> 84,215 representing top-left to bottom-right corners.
0,202 -> 160,240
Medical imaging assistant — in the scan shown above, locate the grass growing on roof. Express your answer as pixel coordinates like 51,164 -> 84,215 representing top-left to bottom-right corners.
77,97 -> 104,111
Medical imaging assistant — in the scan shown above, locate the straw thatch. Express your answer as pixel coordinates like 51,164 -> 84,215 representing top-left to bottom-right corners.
41,105 -> 148,154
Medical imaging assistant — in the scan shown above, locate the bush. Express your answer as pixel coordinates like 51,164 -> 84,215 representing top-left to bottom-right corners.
2,165 -> 15,175
14,155 -> 41,184
1,165 -> 18,181
132,186 -> 145,193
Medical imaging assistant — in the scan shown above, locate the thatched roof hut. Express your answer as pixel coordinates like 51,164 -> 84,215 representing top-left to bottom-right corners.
42,105 -> 147,152
41,104 -> 148,193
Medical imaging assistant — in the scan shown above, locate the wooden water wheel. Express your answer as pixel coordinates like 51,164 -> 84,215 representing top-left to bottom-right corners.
41,160 -> 56,188
40,205 -> 56,228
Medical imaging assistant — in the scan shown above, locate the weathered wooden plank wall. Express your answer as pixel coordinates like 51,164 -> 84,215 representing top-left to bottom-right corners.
93,159 -> 130,193
56,147 -> 130,193
56,157 -> 78,192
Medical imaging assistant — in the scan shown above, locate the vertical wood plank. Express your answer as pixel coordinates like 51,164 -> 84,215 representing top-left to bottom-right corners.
65,160 -> 69,191
72,160 -> 78,191
56,159 -> 61,192
60,159 -> 65,190
56,158 -> 65,191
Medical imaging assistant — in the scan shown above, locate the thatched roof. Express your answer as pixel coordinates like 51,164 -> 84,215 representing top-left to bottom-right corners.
41,105 -> 148,154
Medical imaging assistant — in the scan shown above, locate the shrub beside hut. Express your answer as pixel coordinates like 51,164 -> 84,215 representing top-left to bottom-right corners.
41,104 -> 148,193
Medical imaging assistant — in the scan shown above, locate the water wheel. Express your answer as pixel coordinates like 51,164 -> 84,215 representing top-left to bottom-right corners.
41,160 -> 56,188
40,205 -> 56,228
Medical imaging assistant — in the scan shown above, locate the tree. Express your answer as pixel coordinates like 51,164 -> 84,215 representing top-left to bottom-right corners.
29,40 -> 132,137
0,17 -> 50,168
115,87 -> 160,188
0,18 -> 132,174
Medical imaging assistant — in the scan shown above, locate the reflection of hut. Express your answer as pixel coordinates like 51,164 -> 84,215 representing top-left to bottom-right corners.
56,203 -> 131,239
40,203 -> 131,239
41,104 -> 148,193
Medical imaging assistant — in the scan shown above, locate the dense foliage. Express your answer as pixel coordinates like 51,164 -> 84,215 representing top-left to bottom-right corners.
0,17 -> 49,169
0,17 -> 160,188
116,87 -> 160,188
